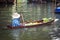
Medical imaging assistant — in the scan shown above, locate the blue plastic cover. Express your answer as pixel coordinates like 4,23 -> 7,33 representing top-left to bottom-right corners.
55,7 -> 60,12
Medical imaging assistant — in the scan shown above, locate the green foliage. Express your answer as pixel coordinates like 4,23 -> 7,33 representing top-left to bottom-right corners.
43,18 -> 52,23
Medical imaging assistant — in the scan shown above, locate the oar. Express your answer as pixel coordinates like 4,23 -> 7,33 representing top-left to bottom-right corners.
20,14 -> 24,24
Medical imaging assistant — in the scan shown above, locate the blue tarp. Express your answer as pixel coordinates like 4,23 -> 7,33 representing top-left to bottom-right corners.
55,7 -> 60,12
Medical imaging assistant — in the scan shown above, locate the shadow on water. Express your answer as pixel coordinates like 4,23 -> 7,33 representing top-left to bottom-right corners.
55,14 -> 60,19
0,4 -> 12,28
0,4 -> 6,8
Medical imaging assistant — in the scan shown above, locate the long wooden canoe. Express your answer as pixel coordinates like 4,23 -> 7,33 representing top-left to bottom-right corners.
7,19 -> 54,29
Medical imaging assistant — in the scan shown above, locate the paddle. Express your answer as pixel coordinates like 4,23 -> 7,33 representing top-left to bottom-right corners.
20,14 -> 25,24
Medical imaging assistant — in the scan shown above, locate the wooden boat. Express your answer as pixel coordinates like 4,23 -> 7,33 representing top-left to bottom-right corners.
7,19 -> 54,29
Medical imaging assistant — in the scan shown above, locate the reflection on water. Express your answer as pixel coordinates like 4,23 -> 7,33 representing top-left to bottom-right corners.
55,14 -> 60,27
0,26 -> 53,40
55,14 -> 60,19
9,26 -> 52,40
10,29 -> 21,40
0,3 -> 56,40
0,6 -> 12,28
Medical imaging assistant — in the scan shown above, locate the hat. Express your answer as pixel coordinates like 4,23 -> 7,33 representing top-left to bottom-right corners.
12,12 -> 20,18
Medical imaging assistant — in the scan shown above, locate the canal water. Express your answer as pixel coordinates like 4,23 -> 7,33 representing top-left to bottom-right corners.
0,3 -> 59,40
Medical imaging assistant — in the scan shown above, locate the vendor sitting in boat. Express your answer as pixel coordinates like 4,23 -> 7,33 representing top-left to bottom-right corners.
12,12 -> 20,27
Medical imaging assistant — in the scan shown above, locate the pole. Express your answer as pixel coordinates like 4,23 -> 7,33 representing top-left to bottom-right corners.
16,0 -> 17,11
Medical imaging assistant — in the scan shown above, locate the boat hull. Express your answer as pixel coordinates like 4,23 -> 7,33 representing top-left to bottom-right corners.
7,20 -> 54,29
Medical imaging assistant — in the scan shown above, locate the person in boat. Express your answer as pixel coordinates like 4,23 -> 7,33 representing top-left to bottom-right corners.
12,12 -> 20,27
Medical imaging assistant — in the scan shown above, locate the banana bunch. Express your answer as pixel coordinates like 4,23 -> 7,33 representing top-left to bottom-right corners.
43,18 -> 52,23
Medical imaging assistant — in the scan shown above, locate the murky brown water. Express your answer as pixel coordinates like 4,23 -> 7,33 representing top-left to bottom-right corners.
0,2 -> 58,40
